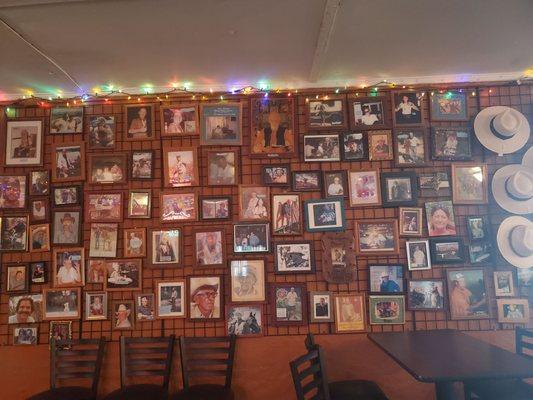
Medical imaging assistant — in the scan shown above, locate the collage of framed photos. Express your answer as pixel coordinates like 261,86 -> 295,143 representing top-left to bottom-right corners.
2,90 -> 530,346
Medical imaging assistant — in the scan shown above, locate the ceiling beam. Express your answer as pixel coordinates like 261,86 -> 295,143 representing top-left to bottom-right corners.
309,0 -> 342,82
0,0 -> 97,8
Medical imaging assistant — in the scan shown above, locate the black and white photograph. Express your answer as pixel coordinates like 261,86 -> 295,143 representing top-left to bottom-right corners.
5,120 -> 43,166
233,224 -> 269,253
262,165 -> 290,186
323,170 -> 348,198
392,91 -> 423,126
88,115 -> 115,149
303,134 -> 341,162
226,305 -> 263,337
50,107 -> 83,133
307,98 -> 346,129
349,97 -> 388,129
131,151 -> 153,179
406,240 -> 431,270
309,291 -> 334,323
274,242 -> 314,273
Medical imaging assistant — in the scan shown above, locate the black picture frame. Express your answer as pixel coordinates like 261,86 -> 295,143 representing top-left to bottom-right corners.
341,132 -> 368,161
261,164 -> 291,187
30,261 -> 48,284
465,215 -> 491,242
291,171 -> 322,192
368,264 -> 405,295
52,185 -> 83,207
431,127 -> 472,161
323,170 -> 348,198
380,171 -> 418,207
418,171 -> 451,198
199,196 -> 232,221
429,237 -> 464,264
130,150 -> 154,180
393,128 -> 427,167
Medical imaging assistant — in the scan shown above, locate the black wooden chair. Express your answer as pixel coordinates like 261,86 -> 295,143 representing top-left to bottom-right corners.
102,335 -> 175,400
291,333 -> 389,400
171,335 -> 236,400
464,327 -> 533,400
28,337 -> 106,400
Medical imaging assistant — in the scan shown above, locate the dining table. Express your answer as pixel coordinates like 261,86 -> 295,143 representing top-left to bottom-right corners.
368,329 -> 533,400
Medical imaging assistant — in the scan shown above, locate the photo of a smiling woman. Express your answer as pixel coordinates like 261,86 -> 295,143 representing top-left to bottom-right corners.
426,201 -> 457,237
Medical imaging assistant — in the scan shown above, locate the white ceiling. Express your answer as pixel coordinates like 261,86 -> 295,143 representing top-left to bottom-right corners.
0,0 -> 532,99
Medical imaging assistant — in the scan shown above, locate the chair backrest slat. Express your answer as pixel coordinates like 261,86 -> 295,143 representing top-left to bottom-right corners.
289,347 -> 331,400
516,327 -> 533,359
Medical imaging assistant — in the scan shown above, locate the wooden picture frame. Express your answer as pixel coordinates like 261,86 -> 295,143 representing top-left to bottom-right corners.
394,128 -> 427,167
206,149 -> 239,186
136,293 -> 155,321
238,185 -> 270,222
226,304 -> 264,337
368,264 -> 405,294
406,240 -> 432,271
321,232 -> 357,284
309,291 -> 334,323
271,193 -> 302,235
160,104 -> 199,136
52,210 -> 82,246
348,169 -> 382,207
87,153 -> 127,185
367,130 -> 393,161
291,171 -> 322,192
380,171 -> 418,207
303,134 -> 341,162
429,90 -> 468,121
446,268 -> 490,320
306,95 -> 347,130
13,327 -> 38,345
111,300 -> 135,330
451,163 -> 489,205
273,241 -> 315,274
496,299 -> 529,324
124,227 -> 147,258
85,192 -> 123,223
429,237 -> 464,265
123,104 -> 155,141
261,164 -> 290,187
200,102 -> 243,146
86,259 -> 106,284
270,283 -> 308,326
323,170 -> 348,199
151,228 -> 181,267
29,223 -> 50,253
431,127 -> 472,161
391,90 -> 425,127
199,196 -> 231,221
354,219 -> 400,256
188,275 -> 223,321
230,259 -> 266,303
89,223 -> 118,258
155,280 -> 186,319
8,294 -> 43,324
128,190 -> 151,219
342,132 -> 368,161
162,146 -> 199,187
193,228 -> 226,268
84,291 -> 108,321
0,216 -> 29,252
399,207 -> 423,237
407,279 -> 446,311
334,294 -> 366,332
49,321 -> 72,342
0,174 -> 27,210
53,185 -> 82,207
304,198 -> 346,232
130,150 -> 154,180
493,271 -> 516,297
104,259 -> 142,291
52,247 -> 85,287
160,191 -> 197,223
30,198 -> 49,223
369,295 -> 406,325
5,119 -> 44,167
348,96 -> 390,130
29,170 -> 50,196
5,264 -> 29,293
87,115 -> 116,149
43,288 -> 81,321
51,141 -> 85,183
50,107 -> 83,134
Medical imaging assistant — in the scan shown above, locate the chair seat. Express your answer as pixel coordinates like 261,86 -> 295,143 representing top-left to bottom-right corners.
102,384 -> 168,400
467,379 -> 533,400
172,384 -> 234,400
27,386 -> 94,400
329,380 -> 389,400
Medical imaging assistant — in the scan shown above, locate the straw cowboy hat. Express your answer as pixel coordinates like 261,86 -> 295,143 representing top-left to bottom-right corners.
492,147 -> 533,215
497,216 -> 533,269
474,106 -> 530,155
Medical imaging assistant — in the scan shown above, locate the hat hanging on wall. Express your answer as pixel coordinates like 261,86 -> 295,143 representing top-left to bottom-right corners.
474,106 -> 530,155
492,147 -> 533,215
497,216 -> 533,268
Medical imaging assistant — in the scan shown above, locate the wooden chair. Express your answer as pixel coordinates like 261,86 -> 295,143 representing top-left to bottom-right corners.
464,327 -> 533,400
102,335 -> 175,400
28,337 -> 106,400
171,335 -> 236,400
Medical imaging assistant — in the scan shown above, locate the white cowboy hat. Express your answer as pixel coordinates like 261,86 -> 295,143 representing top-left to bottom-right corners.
474,106 -> 530,155
497,216 -> 533,269
492,147 -> 533,215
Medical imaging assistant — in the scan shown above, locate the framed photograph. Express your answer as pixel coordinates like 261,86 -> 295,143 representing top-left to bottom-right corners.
8,294 -> 42,324
446,268 -> 490,320
193,228 -> 225,267
5,120 -> 43,166
124,104 -> 155,140
124,228 -> 147,258
85,192 -> 123,222
5,264 -> 29,293
430,90 -> 468,121
30,261 -> 47,284
452,164 -> 489,204
49,321 -> 72,342
199,196 -> 231,220
112,300 -> 135,330
368,130 -> 393,161
160,191 -> 197,222
161,104 -> 199,136
88,153 -> 127,185
291,171 -> 322,192
304,198 -> 346,232
274,241 -> 314,274
272,193 -> 301,235
29,223 -> 50,252
52,247 -> 84,287
86,259 -> 106,284
309,291 -> 334,323
334,294 -> 366,333
407,279 -> 445,311
13,327 -> 38,345
468,242 -> 494,265
425,200 -> 457,237
303,134 -> 341,162
430,238 -> 464,265
151,229 -> 181,266
200,103 -> 242,146
322,232 -> 356,284
29,170 -> 49,196
497,299 -> 529,324
207,150 -> 238,186
30,198 -> 49,223
419,172 -> 451,197
349,96 -> 389,130
233,224 -> 269,253
307,97 -> 347,130
406,240 -> 432,271
163,146 -> 199,187
53,185 -> 82,207
0,175 -> 27,209
226,304 -> 264,337
392,91 -> 424,126
89,223 -> 118,258
43,288 -> 81,320
136,293 -> 155,321
262,165 -> 290,186
381,171 -> 418,207
348,169 -> 381,207
51,141 -> 85,182
323,170 -> 348,198
399,207 -> 423,237
250,97 -> 296,158
354,219 -> 400,255
466,216 -> 491,242
156,280 -> 186,319
342,132 -> 368,161
230,259 -> 266,302
50,107 -> 83,133
52,210 -> 81,245
188,275 -> 222,320
0,216 -> 28,251
271,283 -> 307,326
128,190 -> 151,219
394,129 -> 427,166
369,295 -> 406,325
431,128 -> 472,161
369,265 -> 404,294
105,259 -> 142,291
88,115 -> 115,149
130,150 -> 154,180
239,185 -> 270,221
494,271 -> 516,297
84,292 -> 107,321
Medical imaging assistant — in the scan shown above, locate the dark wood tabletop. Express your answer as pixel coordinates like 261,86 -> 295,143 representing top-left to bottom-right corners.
368,329 -> 533,383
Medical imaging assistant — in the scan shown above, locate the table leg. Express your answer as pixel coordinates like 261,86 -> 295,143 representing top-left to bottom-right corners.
435,382 -> 455,400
